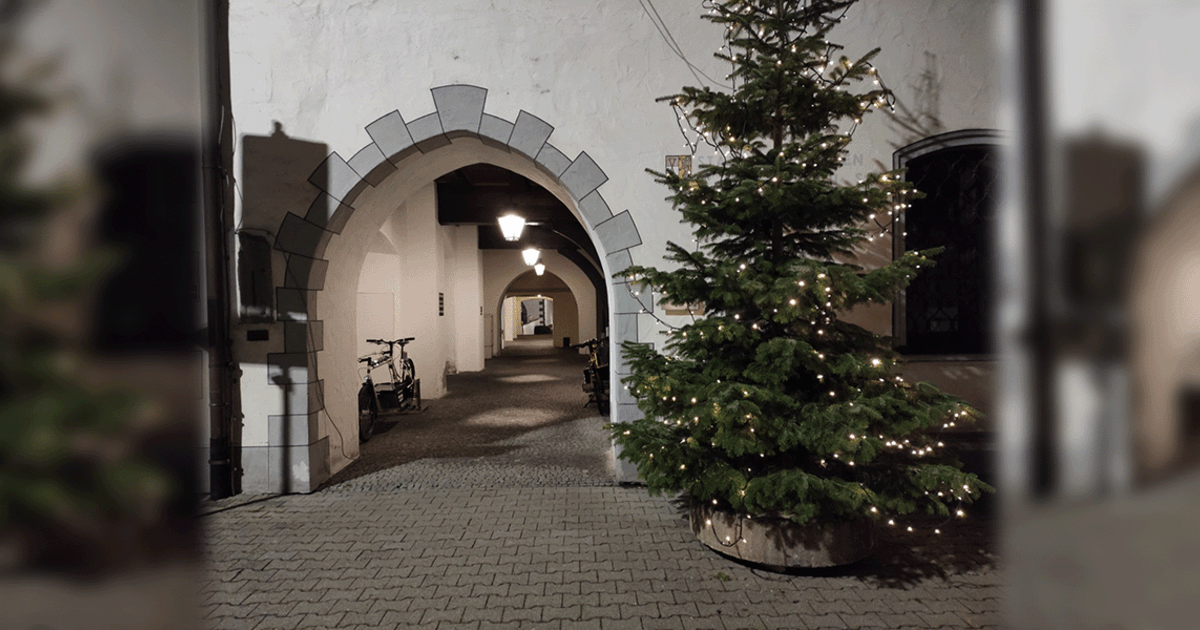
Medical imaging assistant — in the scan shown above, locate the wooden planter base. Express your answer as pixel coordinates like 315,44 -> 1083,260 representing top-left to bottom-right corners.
690,503 -> 876,569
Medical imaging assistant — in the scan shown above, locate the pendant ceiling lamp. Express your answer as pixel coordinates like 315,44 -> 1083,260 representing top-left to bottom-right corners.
498,214 -> 525,241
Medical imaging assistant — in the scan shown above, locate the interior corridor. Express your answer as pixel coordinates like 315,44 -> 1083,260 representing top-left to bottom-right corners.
318,336 -> 615,491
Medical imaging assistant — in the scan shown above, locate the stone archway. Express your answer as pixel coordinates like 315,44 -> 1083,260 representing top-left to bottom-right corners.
259,85 -> 645,491
487,252 -> 597,351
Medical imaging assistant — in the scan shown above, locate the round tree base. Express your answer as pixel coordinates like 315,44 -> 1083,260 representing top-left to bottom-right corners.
690,503 -> 876,570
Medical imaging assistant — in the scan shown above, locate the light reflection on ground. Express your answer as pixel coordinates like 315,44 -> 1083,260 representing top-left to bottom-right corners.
461,407 -> 560,427
496,374 -> 559,383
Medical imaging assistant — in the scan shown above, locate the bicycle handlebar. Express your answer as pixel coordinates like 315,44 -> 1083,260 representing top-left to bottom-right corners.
571,337 -> 608,349
367,337 -> 415,347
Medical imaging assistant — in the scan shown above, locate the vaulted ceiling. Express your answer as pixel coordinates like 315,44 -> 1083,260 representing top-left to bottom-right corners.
434,164 -> 607,329
434,163 -> 600,266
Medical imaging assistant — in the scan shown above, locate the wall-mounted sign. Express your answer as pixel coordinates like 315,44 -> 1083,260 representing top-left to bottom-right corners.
666,155 -> 692,177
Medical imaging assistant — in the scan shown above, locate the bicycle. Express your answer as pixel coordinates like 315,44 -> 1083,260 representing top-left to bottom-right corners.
572,337 -> 610,415
357,337 -> 421,442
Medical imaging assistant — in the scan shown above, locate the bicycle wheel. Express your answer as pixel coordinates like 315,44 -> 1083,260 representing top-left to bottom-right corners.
358,387 -> 377,442
596,381 -> 610,415
592,364 -> 609,415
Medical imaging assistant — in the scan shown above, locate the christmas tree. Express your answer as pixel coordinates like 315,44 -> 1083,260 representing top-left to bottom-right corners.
611,0 -> 992,527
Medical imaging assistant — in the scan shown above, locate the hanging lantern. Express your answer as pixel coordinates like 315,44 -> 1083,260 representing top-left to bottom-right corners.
498,214 -> 525,241
522,248 -> 540,266
534,262 -> 545,276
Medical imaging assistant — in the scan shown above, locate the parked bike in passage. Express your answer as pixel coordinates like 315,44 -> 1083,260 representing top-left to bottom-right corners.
572,337 -> 610,415
357,337 -> 421,442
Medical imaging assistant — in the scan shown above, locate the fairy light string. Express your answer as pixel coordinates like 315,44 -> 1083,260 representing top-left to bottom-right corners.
616,0 -> 988,539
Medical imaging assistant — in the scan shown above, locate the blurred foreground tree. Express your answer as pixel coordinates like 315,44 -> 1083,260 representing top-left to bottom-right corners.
0,0 -> 172,574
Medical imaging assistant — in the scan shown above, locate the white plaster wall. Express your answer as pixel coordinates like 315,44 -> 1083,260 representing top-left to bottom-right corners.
229,0 -> 998,280
356,230 -> 402,359
229,0 -> 1003,480
385,184 -> 450,399
501,297 -> 513,343
451,226 -> 486,373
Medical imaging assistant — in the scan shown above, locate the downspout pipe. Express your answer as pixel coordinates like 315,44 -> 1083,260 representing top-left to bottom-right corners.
202,0 -> 235,499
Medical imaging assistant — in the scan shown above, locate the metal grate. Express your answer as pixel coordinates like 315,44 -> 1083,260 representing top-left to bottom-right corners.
901,144 -> 999,355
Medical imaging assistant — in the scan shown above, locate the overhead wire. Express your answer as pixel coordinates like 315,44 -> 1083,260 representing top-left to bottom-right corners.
639,0 -> 731,90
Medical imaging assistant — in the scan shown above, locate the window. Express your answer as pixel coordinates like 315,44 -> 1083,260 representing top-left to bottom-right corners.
894,130 -> 1002,356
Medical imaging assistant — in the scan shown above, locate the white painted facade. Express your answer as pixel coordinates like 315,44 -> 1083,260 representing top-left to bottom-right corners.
225,0 -> 1002,492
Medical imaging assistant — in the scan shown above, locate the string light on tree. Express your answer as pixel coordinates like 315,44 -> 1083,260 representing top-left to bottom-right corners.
610,0 -> 992,545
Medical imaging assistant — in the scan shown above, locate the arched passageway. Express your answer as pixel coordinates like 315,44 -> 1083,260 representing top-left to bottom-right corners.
495,268 -> 591,352
245,85 -> 647,492
319,329 -> 613,490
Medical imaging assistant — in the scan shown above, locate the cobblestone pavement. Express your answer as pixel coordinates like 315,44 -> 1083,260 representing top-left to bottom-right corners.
201,341 -> 1002,629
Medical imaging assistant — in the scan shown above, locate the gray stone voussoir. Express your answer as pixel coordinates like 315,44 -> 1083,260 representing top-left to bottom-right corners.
407,112 -> 451,152
276,287 -> 315,322
275,212 -> 332,258
305,193 -> 353,234
536,143 -> 572,178
348,142 -> 396,186
561,151 -> 608,202
366,110 -> 417,163
578,190 -> 614,229
266,351 -> 316,385
283,253 -> 329,291
431,84 -> 487,138
267,411 -> 321,448
594,211 -> 642,254
606,249 -> 634,276
479,113 -> 514,149
508,110 -> 554,160
284,320 -> 324,353
308,152 -> 364,205
615,283 -> 652,315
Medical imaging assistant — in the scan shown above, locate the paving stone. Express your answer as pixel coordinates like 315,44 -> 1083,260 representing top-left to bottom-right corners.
462,606 -> 505,623
249,615 -> 307,629
581,604 -> 622,619
673,616 -> 725,630
599,618 -> 643,630
918,611 -> 972,627
501,606 -> 543,623
247,602 -> 296,617
380,609 -> 425,626
641,617 -> 686,630
200,350 -> 1000,630
837,611 -> 888,628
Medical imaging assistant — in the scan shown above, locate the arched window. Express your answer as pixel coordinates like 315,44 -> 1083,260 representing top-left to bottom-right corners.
894,129 -> 1002,356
